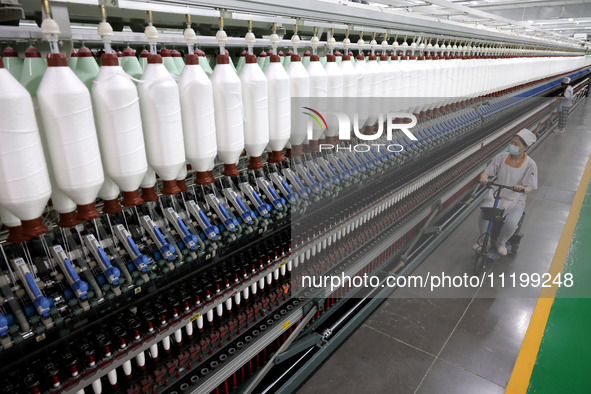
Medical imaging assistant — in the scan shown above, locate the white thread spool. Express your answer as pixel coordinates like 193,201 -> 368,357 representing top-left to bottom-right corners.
306,55 -> 328,143
138,54 -> 185,195
0,59 -> 51,236
37,53 -> 104,221
265,54 -> 291,162
211,54 -> 244,177
92,53 -> 147,206
240,54 -> 269,170
286,54 -> 309,156
179,54 -> 217,184
323,54 -> 343,141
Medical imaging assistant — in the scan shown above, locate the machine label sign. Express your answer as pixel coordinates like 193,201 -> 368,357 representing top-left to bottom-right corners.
190,313 -> 201,322
282,320 -> 291,331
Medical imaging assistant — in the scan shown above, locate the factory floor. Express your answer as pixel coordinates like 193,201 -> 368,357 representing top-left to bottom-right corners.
297,98 -> 591,394
521,155 -> 591,394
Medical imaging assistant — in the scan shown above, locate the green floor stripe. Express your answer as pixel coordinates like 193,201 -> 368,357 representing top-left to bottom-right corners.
527,185 -> 591,394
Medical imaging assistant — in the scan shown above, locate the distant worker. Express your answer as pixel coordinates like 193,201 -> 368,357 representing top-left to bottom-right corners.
556,77 -> 574,134
476,129 -> 538,256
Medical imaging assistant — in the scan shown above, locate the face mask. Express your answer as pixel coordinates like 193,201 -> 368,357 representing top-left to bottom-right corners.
508,144 -> 521,155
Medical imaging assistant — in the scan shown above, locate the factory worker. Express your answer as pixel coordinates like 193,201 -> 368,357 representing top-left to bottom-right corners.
556,77 -> 574,134
476,128 -> 538,256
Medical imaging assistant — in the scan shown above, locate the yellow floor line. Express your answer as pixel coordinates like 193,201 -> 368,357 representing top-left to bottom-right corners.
506,153 -> 591,394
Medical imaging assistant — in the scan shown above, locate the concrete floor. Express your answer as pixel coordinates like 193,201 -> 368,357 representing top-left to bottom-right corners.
297,98 -> 591,394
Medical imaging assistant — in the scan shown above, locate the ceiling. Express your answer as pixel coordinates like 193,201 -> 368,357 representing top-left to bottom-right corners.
6,0 -> 587,50
367,0 -> 591,46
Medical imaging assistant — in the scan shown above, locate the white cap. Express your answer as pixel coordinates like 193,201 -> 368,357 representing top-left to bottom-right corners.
357,38 -> 365,50
184,27 -> 197,44
516,128 -> 536,147
310,35 -> 320,49
270,32 -> 280,46
97,21 -> 113,42
343,37 -> 351,50
328,36 -> 336,50
144,25 -> 158,43
216,29 -> 228,46
245,31 -> 256,45
41,17 -> 60,37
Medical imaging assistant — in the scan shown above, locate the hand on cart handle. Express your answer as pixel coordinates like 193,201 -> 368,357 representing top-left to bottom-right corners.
513,185 -> 530,194
479,173 -> 489,186
486,181 -> 528,194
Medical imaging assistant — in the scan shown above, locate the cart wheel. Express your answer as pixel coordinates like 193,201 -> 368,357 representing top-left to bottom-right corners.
474,255 -> 485,276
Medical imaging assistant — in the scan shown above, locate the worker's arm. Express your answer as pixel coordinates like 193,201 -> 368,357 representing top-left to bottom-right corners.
481,154 -> 502,186
515,160 -> 537,195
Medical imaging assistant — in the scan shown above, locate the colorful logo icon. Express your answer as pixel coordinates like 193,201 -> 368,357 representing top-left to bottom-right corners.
302,107 -> 328,133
